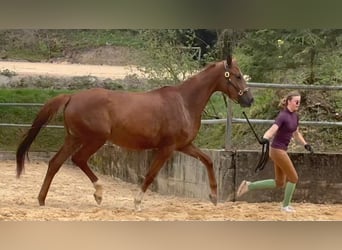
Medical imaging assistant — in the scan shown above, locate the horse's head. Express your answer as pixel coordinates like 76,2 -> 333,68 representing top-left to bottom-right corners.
218,55 -> 254,107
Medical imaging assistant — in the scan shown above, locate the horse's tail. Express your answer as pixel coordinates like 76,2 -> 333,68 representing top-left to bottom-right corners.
16,94 -> 71,178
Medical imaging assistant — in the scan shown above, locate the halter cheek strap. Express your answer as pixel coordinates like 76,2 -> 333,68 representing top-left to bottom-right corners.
224,63 -> 249,96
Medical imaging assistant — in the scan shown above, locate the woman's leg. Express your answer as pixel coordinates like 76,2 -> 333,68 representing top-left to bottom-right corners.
248,148 -> 288,191
237,149 -> 278,197
237,148 -> 297,199
270,148 -> 298,209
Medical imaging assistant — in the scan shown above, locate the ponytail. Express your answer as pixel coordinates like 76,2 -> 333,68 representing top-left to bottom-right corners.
278,98 -> 287,109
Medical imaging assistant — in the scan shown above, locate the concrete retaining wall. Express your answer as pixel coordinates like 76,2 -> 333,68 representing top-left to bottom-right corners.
90,145 -> 235,201
235,151 -> 342,204
2,146 -> 340,204
90,145 -> 342,204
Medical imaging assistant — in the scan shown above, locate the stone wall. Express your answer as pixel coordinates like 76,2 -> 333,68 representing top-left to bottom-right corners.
90,145 -> 342,204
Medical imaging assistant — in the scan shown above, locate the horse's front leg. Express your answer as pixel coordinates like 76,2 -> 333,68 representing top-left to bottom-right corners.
134,147 -> 174,211
179,143 -> 218,205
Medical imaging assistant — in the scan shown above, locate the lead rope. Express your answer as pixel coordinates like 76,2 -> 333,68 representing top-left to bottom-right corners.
242,112 -> 269,173
254,140 -> 269,172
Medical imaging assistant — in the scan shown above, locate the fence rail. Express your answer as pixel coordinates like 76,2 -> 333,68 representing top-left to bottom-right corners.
0,103 -> 44,107
247,82 -> 342,90
1,82 -> 341,149
202,118 -> 342,127
0,103 -> 63,128
0,123 -> 64,128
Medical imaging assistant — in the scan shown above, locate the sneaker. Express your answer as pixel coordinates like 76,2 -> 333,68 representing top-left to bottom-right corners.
237,180 -> 250,197
281,206 -> 296,213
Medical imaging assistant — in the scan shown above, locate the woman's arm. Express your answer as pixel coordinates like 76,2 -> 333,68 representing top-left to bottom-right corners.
263,124 -> 279,140
293,127 -> 314,153
293,127 -> 307,146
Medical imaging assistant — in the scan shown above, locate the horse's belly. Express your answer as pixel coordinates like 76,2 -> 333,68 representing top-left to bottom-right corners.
109,134 -> 158,150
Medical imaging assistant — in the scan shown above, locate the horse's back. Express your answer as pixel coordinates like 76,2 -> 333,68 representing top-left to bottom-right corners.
65,87 -> 168,119
63,87 -> 195,149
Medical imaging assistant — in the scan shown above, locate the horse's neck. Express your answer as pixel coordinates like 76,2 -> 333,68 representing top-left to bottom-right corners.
178,63 -> 221,118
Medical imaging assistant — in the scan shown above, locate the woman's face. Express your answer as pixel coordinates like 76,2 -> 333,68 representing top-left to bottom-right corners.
288,95 -> 301,112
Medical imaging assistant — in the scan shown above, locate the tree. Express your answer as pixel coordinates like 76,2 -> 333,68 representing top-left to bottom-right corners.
134,29 -> 201,85
237,29 -> 342,85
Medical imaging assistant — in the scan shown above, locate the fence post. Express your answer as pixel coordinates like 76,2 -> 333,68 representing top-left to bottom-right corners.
225,98 -> 233,150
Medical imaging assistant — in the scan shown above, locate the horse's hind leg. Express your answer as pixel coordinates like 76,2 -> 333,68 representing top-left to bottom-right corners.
134,147 -> 174,211
38,135 -> 80,206
71,139 -> 106,205
179,143 -> 218,205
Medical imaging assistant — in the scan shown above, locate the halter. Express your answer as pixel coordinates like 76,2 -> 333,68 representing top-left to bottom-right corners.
224,61 -> 249,96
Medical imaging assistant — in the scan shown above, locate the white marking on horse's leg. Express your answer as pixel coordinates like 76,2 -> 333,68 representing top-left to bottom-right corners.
93,180 -> 103,205
134,190 -> 145,212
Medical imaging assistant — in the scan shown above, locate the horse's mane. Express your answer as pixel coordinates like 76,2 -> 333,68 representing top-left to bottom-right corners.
155,62 -> 218,91
200,62 -> 217,73
182,62 -> 217,84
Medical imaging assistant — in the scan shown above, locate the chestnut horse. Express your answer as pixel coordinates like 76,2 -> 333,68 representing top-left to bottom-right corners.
16,54 -> 253,211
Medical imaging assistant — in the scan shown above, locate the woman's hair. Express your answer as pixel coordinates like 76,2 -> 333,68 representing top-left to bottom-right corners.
278,90 -> 301,109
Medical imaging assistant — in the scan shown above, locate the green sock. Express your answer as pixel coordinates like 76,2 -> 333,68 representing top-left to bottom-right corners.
283,182 -> 296,207
248,179 -> 277,191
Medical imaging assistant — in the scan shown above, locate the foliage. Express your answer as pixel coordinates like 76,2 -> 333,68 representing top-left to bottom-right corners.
237,29 -> 342,85
132,29 -> 202,86
0,29 -> 342,152
0,69 -> 17,77
0,29 -> 142,61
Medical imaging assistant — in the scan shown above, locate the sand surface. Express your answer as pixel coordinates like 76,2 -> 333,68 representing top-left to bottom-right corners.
0,61 -> 141,79
1,60 -> 341,221
0,160 -> 341,221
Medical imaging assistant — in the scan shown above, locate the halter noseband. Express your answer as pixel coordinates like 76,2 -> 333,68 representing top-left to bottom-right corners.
224,62 -> 249,96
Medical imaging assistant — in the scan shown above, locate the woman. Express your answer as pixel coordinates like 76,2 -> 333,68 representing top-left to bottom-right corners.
237,91 -> 314,212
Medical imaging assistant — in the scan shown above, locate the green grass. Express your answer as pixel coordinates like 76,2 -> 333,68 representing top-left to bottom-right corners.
0,89 -> 74,151
1,87 -> 341,153
65,30 -> 142,48
0,88 -> 73,103
6,49 -> 53,62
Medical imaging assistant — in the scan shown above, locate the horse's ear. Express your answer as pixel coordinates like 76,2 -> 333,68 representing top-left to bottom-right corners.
226,54 -> 233,68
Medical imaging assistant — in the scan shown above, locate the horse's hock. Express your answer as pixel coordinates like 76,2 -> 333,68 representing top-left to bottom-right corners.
91,145 -> 342,204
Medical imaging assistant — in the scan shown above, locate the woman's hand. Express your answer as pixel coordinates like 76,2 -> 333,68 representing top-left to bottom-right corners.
304,144 -> 314,154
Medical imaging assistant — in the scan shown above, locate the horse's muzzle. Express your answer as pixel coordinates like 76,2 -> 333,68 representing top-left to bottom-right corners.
239,96 -> 254,107
237,87 -> 254,107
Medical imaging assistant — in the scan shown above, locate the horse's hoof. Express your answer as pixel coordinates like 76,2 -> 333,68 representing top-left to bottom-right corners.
134,199 -> 142,212
38,198 -> 45,206
209,194 -> 218,206
94,194 -> 102,205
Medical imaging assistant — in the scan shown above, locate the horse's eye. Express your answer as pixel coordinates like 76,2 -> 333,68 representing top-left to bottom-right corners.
236,74 -> 242,80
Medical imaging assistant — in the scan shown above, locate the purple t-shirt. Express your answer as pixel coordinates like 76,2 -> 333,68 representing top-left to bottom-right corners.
271,108 -> 299,150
